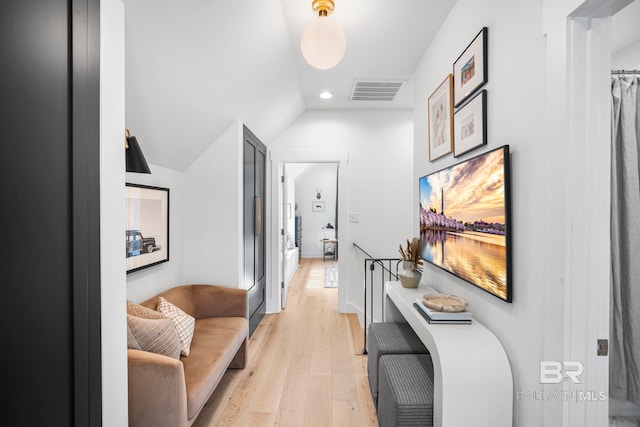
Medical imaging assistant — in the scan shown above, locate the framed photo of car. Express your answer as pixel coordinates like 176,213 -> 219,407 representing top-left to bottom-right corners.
126,183 -> 169,273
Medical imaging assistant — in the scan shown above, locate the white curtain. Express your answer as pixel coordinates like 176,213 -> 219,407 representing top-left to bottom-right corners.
611,74 -> 640,405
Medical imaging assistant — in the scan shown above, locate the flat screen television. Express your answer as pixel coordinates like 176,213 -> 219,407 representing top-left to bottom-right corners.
419,145 -> 512,302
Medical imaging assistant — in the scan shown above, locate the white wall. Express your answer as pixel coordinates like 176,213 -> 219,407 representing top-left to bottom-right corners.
270,109 -> 414,315
612,40 -> 640,69
413,1 -> 548,425
182,121 -> 244,288
612,0 -> 640,70
540,10 -> 572,426
295,163 -> 338,258
125,165 -> 186,302
126,121 -> 244,301
100,1 -> 127,425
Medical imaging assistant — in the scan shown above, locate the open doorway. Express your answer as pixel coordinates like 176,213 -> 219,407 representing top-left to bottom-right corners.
267,150 -> 349,315
563,2 -> 640,425
280,162 -> 339,308
609,1 -> 640,424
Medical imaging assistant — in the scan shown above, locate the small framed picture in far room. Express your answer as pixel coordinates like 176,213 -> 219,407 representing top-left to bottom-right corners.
453,27 -> 488,107
454,90 -> 487,157
428,74 -> 454,162
312,201 -> 325,212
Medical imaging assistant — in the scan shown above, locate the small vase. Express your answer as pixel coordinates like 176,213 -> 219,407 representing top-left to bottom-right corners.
399,261 -> 422,288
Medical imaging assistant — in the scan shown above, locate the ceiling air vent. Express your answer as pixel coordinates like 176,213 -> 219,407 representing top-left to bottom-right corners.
350,80 -> 405,102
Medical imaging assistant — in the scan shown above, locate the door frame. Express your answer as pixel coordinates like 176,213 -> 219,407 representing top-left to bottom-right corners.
267,150 -> 349,314
563,14 -> 611,425
72,0 -> 102,424
543,1 -> 631,425
279,162 -> 288,308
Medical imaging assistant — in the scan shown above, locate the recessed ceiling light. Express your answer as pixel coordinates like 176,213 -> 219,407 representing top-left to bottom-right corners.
320,91 -> 333,99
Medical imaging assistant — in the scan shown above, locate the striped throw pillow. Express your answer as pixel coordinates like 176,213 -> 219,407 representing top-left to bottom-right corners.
127,323 -> 142,350
126,314 -> 181,359
157,296 -> 196,357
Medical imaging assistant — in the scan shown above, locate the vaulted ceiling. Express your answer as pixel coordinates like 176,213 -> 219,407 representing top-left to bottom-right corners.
124,0 -> 458,170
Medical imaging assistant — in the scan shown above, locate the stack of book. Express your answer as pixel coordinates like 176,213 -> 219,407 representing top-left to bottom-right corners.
413,298 -> 472,324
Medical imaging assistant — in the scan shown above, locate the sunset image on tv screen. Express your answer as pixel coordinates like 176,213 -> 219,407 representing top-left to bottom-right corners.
419,146 -> 511,301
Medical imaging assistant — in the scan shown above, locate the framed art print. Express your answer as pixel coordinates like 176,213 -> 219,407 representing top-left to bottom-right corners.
126,183 -> 170,273
428,74 -> 454,162
312,201 -> 325,212
454,90 -> 487,157
453,27 -> 488,107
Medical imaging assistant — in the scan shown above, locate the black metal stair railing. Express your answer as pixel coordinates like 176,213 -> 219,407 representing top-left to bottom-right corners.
352,242 -> 401,355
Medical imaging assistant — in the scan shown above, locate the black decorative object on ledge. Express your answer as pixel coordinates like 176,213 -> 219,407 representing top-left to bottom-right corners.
125,129 -> 151,174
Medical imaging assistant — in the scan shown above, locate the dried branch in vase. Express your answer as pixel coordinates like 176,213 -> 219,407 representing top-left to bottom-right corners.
398,237 -> 424,272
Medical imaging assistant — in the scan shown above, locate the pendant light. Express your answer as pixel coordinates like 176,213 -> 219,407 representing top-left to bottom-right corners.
300,0 -> 346,70
125,129 -> 151,174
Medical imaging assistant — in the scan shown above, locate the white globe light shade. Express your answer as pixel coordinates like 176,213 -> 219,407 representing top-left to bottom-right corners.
300,16 -> 346,70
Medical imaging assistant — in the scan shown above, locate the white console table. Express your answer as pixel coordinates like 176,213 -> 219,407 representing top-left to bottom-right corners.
384,281 -> 513,427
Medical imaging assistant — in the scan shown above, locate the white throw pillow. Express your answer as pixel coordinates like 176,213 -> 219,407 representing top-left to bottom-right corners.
157,296 -> 196,356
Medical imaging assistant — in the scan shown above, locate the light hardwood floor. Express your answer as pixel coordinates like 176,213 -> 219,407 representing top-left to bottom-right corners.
192,258 -> 378,427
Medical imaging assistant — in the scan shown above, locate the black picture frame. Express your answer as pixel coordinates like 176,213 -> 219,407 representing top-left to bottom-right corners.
419,145 -> 512,302
454,90 -> 487,157
126,183 -> 170,273
453,27 -> 488,107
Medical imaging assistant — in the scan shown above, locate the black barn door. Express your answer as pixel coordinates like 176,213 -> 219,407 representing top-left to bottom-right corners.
0,0 -> 102,425
243,126 -> 266,336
